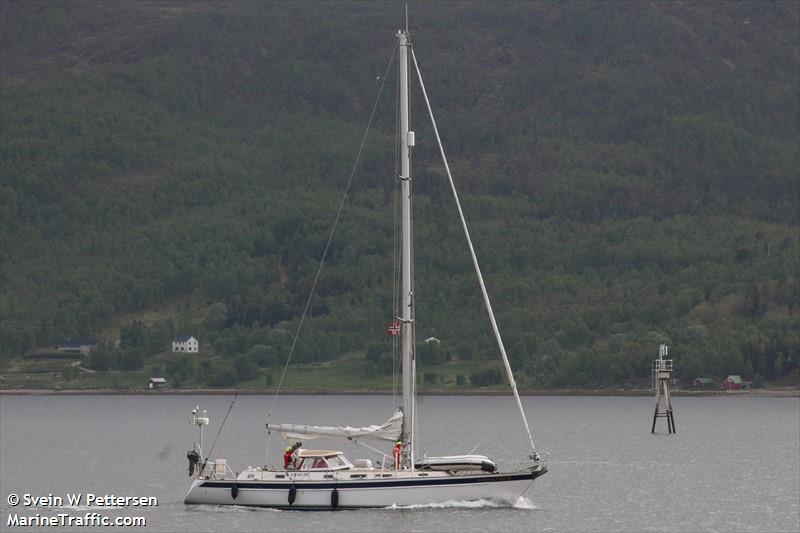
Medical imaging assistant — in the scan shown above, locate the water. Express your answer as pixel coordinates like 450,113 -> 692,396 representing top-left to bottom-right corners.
1,394 -> 798,532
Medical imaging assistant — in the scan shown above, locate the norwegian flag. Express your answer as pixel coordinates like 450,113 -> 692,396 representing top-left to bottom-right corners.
386,321 -> 401,336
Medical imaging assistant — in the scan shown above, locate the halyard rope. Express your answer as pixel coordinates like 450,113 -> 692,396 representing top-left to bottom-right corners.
263,43 -> 399,463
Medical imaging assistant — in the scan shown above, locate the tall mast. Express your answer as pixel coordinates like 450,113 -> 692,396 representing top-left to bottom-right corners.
397,29 -> 415,469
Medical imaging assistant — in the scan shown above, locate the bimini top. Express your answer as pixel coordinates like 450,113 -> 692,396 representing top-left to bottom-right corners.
297,450 -> 343,458
293,450 -> 352,471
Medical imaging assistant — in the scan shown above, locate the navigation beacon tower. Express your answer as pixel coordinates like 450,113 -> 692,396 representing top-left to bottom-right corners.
651,344 -> 676,434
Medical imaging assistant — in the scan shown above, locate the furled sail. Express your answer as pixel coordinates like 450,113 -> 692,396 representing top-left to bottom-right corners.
266,409 -> 402,442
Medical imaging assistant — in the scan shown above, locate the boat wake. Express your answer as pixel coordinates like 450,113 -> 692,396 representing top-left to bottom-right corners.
387,497 -> 536,510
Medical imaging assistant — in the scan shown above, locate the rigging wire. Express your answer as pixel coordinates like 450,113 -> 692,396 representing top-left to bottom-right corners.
391,56 -> 401,405
205,393 -> 238,462
264,43 -> 399,462
410,48 -> 538,458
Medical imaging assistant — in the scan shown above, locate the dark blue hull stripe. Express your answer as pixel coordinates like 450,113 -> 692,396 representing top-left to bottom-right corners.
200,470 -> 544,490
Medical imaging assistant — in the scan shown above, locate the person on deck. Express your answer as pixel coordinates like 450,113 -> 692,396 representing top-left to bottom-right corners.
393,440 -> 403,469
283,446 -> 294,469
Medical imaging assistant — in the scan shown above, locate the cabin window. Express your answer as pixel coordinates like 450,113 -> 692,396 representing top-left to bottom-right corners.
299,458 -> 327,470
326,455 -> 345,467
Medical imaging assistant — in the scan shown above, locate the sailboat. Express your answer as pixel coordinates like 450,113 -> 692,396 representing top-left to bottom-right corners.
184,24 -> 547,510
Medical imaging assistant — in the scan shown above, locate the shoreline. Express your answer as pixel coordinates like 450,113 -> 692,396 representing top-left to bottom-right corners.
1,387 -> 797,397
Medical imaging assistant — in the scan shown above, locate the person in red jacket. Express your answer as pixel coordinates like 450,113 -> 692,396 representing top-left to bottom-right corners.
393,440 -> 403,469
283,446 -> 294,469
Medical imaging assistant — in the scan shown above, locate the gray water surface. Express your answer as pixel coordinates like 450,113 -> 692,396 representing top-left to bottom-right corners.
1,394 -> 798,532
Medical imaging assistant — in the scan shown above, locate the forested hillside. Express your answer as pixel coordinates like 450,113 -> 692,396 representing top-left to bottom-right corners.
1,1 -> 797,389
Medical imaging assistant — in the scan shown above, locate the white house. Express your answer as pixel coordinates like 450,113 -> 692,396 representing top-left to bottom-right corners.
172,335 -> 199,353
148,377 -> 167,390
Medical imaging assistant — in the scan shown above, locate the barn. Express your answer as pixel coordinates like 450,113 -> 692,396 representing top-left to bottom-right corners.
692,377 -> 715,390
722,375 -> 743,390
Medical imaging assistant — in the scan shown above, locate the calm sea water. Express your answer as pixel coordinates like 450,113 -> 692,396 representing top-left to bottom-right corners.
1,394 -> 798,532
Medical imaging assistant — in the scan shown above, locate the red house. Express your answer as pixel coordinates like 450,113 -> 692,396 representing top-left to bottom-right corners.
722,375 -> 743,390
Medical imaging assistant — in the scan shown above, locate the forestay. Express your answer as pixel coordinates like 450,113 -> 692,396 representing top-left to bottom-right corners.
266,409 -> 403,442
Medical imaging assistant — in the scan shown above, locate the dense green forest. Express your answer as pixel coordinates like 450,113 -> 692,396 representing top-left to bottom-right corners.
0,1 -> 797,389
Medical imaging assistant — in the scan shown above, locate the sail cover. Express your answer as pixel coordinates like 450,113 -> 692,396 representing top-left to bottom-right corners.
266,409 -> 402,442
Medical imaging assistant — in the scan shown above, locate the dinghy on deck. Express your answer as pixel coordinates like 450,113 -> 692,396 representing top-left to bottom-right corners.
415,455 -> 497,472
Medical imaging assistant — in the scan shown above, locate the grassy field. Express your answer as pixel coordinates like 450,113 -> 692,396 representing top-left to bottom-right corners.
241,353 -> 504,392
0,347 -> 507,392
0,294 -> 508,391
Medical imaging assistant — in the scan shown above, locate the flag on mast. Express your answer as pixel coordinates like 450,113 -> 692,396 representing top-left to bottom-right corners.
386,321 -> 401,336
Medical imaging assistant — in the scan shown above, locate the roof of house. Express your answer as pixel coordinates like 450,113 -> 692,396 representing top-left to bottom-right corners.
149,377 -> 167,383
58,338 -> 96,347
173,335 -> 196,342
693,377 -> 715,384
725,375 -> 743,383
424,336 -> 440,343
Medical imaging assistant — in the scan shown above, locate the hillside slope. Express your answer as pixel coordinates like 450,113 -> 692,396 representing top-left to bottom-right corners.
0,1 -> 797,389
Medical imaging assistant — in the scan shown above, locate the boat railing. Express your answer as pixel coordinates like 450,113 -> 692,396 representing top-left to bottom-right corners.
515,451 -> 549,472
208,459 -> 236,480
653,359 -> 673,372
652,358 -> 673,389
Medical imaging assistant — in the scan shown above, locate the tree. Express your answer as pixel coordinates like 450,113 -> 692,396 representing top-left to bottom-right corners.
195,360 -> 213,383
166,355 -> 194,386
418,342 -> 448,365
423,371 -> 441,385
246,344 -> 275,367
117,348 -> 144,371
211,367 -> 239,387
205,303 -> 229,330
233,354 -> 259,382
88,343 -> 114,371
470,368 -> 503,387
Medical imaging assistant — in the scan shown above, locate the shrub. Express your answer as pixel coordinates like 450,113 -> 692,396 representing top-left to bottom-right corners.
166,355 -> 194,386
423,371 -> 441,384
233,354 -> 259,382
247,344 -> 277,367
470,368 -> 503,387
211,367 -> 239,387
88,344 -> 114,371
418,342 -> 448,365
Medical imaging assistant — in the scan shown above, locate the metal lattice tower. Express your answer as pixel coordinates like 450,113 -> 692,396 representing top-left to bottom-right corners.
651,344 -> 676,434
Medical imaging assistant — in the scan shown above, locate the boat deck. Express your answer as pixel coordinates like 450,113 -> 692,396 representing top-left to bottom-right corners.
235,467 -> 455,482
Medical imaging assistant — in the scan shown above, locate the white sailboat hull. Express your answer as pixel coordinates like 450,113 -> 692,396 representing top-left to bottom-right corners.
184,470 -> 544,509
